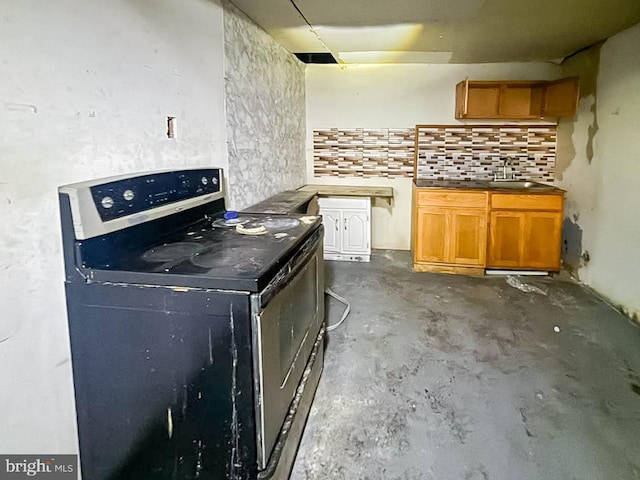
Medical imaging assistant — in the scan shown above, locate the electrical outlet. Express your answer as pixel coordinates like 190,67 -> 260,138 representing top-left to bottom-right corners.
167,116 -> 176,138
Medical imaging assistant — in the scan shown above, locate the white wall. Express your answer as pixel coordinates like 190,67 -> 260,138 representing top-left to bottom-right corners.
0,0 -> 226,455
557,23 -> 640,319
305,62 -> 560,250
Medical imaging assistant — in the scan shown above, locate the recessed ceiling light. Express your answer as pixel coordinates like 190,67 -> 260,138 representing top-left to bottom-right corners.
337,51 -> 453,64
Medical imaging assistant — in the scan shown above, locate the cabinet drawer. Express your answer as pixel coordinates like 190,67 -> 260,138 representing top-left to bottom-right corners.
491,193 -> 563,211
318,196 -> 370,210
416,190 -> 487,208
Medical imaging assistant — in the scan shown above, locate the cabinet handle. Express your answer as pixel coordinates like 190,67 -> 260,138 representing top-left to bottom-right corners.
335,220 -> 339,231
344,218 -> 347,230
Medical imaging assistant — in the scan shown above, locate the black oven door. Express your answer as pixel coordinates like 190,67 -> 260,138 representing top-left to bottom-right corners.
251,227 -> 324,470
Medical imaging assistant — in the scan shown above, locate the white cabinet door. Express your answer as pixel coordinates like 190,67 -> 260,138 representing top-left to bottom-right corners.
317,196 -> 371,262
319,208 -> 341,253
341,209 -> 369,254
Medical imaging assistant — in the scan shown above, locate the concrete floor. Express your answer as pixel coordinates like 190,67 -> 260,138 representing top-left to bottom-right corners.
291,250 -> 640,480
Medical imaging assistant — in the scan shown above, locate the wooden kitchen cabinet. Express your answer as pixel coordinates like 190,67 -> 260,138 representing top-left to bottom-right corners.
543,77 -> 580,117
318,196 -> 371,262
499,83 -> 544,118
412,186 -> 565,275
414,206 -> 448,263
412,188 -> 488,275
455,81 -> 500,118
487,193 -> 564,270
455,77 -> 579,119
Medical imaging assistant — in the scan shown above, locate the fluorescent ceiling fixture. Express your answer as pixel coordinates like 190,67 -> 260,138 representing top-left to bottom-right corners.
337,51 -> 453,64
317,24 -> 425,51
270,27 -> 327,52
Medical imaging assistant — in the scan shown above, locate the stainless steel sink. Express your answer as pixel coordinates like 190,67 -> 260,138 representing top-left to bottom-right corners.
486,180 -> 554,190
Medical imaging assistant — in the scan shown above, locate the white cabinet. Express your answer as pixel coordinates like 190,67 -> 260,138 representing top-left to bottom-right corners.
317,196 -> 371,262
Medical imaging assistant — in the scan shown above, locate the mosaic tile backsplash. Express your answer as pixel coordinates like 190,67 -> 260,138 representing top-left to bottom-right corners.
313,125 -> 556,181
416,125 -> 556,181
313,128 -> 415,177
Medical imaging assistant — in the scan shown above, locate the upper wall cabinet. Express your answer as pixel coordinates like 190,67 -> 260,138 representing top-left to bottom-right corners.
455,77 -> 579,119
542,77 -> 581,117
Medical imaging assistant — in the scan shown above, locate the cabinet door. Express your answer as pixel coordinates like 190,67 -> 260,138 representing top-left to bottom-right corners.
543,77 -> 579,117
320,208 -> 341,253
341,209 -> 369,254
488,211 -> 525,267
499,84 -> 544,118
463,83 -> 500,118
488,210 -> 562,270
523,212 -> 562,269
414,207 -> 449,263
450,209 -> 487,266
455,81 -> 467,118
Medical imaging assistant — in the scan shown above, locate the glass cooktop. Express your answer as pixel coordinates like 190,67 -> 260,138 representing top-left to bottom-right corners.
85,213 -> 322,291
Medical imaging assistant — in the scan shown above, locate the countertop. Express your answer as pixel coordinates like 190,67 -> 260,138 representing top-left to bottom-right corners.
242,184 -> 396,214
414,179 -> 489,190
414,178 -> 565,193
241,190 -> 316,214
298,184 -> 394,199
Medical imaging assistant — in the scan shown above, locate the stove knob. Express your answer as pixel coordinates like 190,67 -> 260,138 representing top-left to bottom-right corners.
201,176 -> 208,185
123,189 -> 135,201
211,177 -> 218,186
101,196 -> 114,209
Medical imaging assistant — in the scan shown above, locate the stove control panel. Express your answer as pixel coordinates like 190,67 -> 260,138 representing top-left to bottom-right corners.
90,169 -> 221,221
59,168 -> 224,240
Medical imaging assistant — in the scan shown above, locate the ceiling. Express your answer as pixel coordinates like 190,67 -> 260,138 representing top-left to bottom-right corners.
229,0 -> 640,64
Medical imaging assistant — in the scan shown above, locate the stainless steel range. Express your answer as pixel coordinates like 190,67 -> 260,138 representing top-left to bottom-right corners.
59,168 -> 324,480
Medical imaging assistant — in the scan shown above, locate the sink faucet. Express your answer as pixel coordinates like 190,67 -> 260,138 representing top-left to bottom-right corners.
495,156 -> 516,181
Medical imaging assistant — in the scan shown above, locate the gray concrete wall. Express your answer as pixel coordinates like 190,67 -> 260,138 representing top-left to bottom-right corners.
557,22 -> 640,320
0,0 -> 227,455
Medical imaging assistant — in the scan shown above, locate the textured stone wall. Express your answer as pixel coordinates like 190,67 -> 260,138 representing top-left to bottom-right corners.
223,1 -> 306,209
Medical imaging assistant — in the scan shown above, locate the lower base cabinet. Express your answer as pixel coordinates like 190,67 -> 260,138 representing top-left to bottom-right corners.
318,196 -> 371,262
488,194 -> 563,270
412,188 -> 488,275
412,187 -> 564,274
